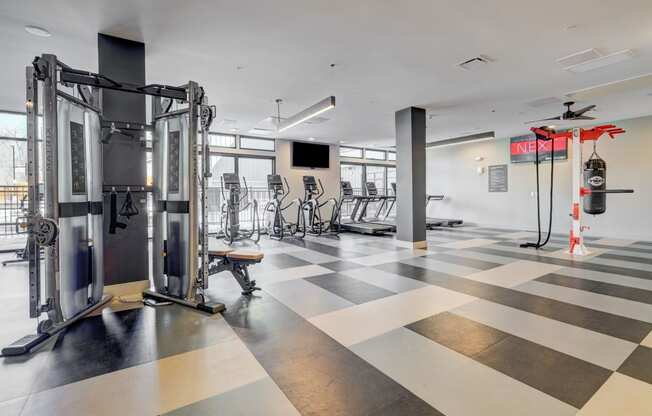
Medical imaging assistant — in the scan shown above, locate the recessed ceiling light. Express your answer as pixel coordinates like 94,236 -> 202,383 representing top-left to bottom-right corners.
229,128 -> 239,132
25,25 -> 51,37
307,137 -> 316,141
339,140 -> 347,144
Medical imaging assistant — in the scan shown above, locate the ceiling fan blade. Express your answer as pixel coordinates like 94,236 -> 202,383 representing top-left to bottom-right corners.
525,116 -> 561,124
571,115 -> 595,120
573,104 -> 596,116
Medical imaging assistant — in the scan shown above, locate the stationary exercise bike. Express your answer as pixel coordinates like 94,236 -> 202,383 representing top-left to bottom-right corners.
300,175 -> 340,236
263,174 -> 305,240
220,173 -> 261,244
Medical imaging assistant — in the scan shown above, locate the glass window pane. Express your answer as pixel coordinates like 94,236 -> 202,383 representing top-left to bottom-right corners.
365,149 -> 386,160
365,165 -> 386,195
0,113 -> 27,138
209,133 -> 236,148
207,155 -> 236,233
240,136 -> 275,151
237,157 -> 273,229
387,151 -> 396,161
387,167 -> 396,195
340,147 -> 363,158
0,140 -> 27,185
340,164 -> 363,194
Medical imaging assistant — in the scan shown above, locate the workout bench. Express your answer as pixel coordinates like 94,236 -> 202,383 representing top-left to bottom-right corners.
207,248 -> 264,295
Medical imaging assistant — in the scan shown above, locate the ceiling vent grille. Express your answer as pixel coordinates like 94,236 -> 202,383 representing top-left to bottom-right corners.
556,49 -> 602,68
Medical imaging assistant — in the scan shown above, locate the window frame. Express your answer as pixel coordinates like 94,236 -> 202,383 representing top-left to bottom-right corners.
239,135 -> 276,152
364,148 -> 387,161
339,146 -> 364,159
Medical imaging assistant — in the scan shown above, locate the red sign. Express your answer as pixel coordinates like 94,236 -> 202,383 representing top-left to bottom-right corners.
510,135 -> 568,163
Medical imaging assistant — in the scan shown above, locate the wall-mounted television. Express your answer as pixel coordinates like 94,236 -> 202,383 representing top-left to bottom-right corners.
510,134 -> 568,163
292,141 -> 330,169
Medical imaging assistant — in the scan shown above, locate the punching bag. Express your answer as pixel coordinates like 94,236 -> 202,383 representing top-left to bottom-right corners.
583,152 -> 607,215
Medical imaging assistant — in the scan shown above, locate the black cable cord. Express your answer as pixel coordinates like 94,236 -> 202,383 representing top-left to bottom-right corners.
539,135 -> 555,248
521,136 -> 542,248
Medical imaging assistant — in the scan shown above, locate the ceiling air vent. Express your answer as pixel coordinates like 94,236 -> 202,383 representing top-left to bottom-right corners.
457,55 -> 492,71
557,49 -> 635,73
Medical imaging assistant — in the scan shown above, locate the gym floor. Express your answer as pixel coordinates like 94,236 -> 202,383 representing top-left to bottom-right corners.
1,226 -> 652,415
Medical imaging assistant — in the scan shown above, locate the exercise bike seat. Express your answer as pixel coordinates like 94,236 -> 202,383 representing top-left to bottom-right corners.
227,250 -> 264,262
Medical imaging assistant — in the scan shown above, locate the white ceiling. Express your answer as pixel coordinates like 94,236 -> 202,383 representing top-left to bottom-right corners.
1,0 -> 652,145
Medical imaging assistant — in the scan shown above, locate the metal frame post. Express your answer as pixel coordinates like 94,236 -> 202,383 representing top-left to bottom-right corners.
186,82 -> 199,301
26,66 -> 41,318
568,127 -> 589,256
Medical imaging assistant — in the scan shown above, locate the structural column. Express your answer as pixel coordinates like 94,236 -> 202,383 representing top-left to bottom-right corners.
395,107 -> 427,248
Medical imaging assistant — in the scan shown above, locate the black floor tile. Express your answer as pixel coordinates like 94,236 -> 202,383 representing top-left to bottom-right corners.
283,238 -> 366,259
221,287 -> 443,416
474,333 -> 611,408
359,241 -> 407,251
537,273 -> 652,305
407,312 -> 510,357
409,312 -> 611,408
320,260 -> 366,272
28,304 -> 234,392
264,253 -> 311,269
635,241 -> 652,247
305,273 -> 395,304
470,247 -> 652,281
617,346 -> 652,385
375,262 -> 652,343
598,252 -> 652,265
425,252 -> 502,270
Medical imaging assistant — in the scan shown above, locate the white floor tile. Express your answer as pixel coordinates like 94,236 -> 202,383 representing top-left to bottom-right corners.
435,238 -> 499,250
593,238 -> 637,248
642,331 -> 652,348
464,260 -> 562,288
576,373 -> 652,416
253,264 -> 333,285
400,256 -> 480,277
453,299 -> 637,370
309,286 -> 475,346
348,249 -> 432,266
340,267 -> 428,293
587,256 -> 652,272
0,396 -> 27,416
517,280 -> 652,323
442,249 -> 515,265
351,328 -> 577,416
265,279 -> 353,318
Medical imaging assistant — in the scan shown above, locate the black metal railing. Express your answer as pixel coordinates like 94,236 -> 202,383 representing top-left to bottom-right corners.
0,186 -> 28,237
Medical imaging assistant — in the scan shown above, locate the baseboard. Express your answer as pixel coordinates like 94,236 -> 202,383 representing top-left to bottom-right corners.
395,240 -> 428,249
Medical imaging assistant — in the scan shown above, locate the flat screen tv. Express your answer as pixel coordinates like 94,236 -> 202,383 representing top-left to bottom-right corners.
510,134 -> 568,163
292,141 -> 330,169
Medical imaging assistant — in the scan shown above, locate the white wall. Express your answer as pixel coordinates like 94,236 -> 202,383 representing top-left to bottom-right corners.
276,140 -> 341,220
426,115 -> 652,240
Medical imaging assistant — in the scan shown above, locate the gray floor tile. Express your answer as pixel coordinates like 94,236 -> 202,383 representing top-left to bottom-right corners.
305,273 -> 396,304
617,346 -> 652,385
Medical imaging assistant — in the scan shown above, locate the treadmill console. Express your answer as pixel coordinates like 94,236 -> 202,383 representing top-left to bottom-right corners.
222,173 -> 241,190
341,181 -> 354,197
391,182 -> 396,196
267,174 -> 283,191
303,175 -> 317,191
365,182 -> 378,196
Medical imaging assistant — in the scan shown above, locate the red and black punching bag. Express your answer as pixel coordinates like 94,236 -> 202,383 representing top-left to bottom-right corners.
583,153 -> 607,215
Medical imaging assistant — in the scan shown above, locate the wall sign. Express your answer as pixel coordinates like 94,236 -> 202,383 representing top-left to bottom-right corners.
488,164 -> 508,192
510,134 -> 568,163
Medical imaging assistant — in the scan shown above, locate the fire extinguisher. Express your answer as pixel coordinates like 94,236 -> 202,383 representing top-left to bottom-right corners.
583,142 -> 606,215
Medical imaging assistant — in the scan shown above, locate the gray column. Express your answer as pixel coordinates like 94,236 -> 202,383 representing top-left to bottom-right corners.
395,107 -> 426,248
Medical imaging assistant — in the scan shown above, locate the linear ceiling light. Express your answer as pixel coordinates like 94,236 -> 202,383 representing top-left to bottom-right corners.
277,96 -> 335,133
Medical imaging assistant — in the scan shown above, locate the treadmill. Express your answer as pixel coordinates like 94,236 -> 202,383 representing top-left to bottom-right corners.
338,181 -> 394,235
363,182 -> 397,231
388,183 -> 463,229
426,194 -> 463,228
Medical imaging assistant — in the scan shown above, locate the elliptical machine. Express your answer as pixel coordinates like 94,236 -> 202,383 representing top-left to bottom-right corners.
220,173 -> 261,244
263,174 -> 305,240
301,175 -> 340,236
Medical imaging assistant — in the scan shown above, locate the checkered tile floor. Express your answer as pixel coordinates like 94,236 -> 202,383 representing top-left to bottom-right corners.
2,226 -> 652,415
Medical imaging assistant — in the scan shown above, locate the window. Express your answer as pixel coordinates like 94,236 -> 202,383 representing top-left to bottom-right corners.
0,140 -> 27,185
340,164 -> 363,195
366,165 -> 386,195
387,167 -> 396,195
365,149 -> 386,160
208,133 -> 236,148
238,157 -> 273,189
240,136 -> 275,151
339,146 -> 363,158
387,151 -> 396,161
0,112 -> 27,139
208,155 -> 236,188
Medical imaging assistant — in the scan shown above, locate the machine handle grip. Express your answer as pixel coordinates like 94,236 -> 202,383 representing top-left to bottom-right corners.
595,189 -> 634,194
